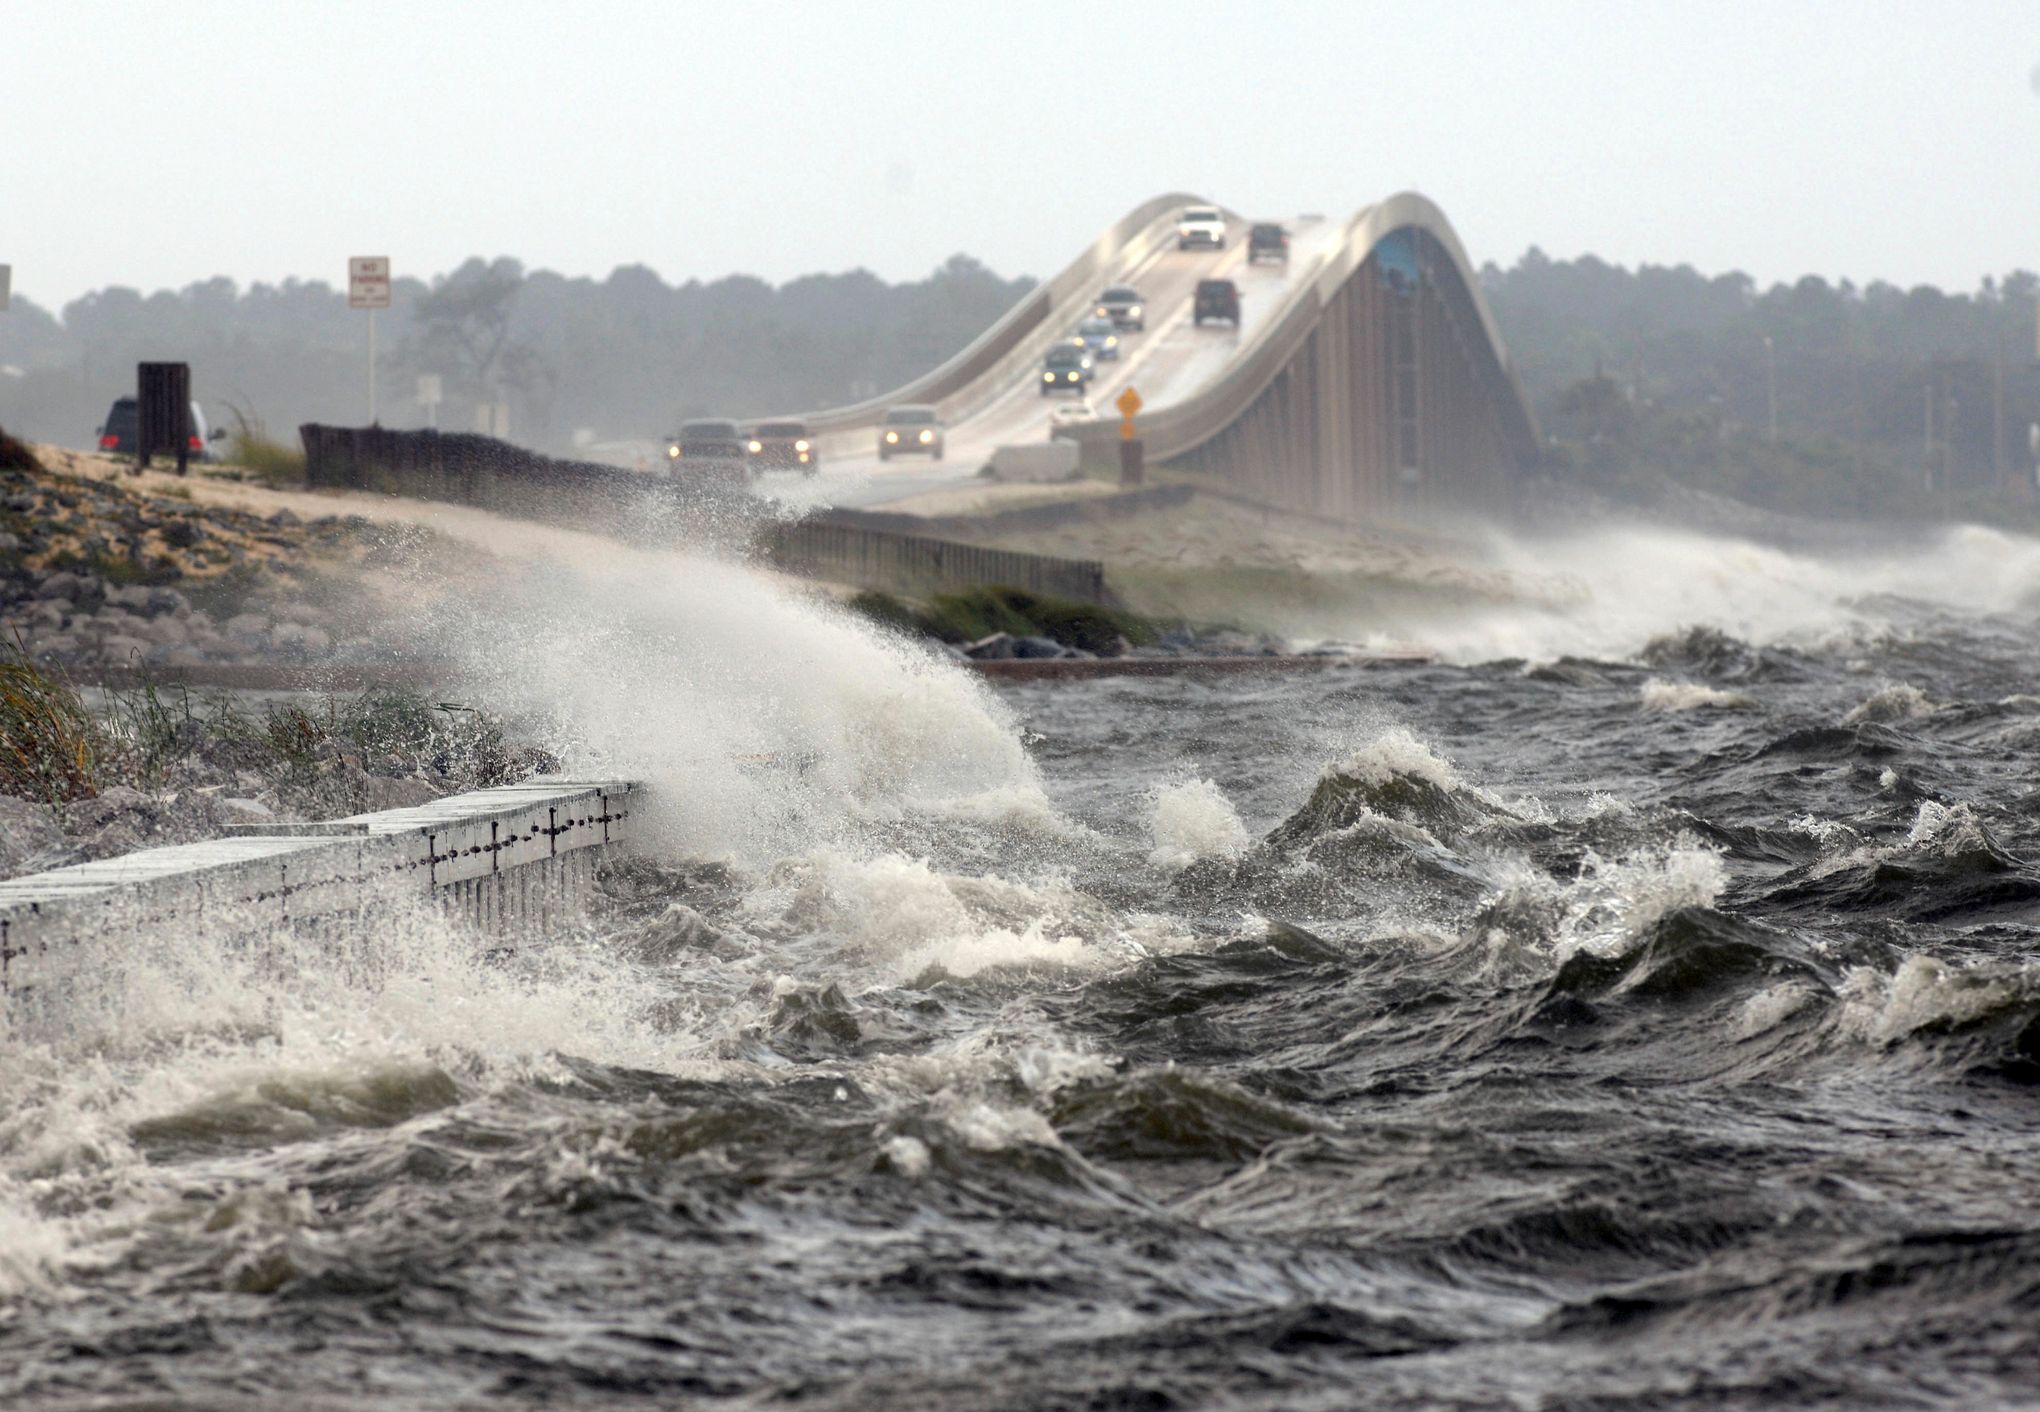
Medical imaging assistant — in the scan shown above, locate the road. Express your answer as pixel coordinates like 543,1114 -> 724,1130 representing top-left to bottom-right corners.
753,214 -> 1341,511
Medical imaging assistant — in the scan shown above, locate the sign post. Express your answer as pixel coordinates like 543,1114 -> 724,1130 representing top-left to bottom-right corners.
348,256 -> 391,424
0,265 -> 11,313
1115,385 -> 1144,486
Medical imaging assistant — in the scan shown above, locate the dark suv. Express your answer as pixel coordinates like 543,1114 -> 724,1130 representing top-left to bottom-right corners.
666,418 -> 752,483
1247,223 -> 1289,265
1041,345 -> 1092,395
1193,279 -> 1241,326
748,419 -> 817,474
97,397 -> 224,462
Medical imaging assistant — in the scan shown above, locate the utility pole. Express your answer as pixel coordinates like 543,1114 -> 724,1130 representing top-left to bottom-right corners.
1763,336 -> 1778,445
1924,380 -> 1936,490
1994,334 -> 2006,497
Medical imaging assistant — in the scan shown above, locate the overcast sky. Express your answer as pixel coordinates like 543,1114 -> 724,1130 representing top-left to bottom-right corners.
8,0 -> 2038,309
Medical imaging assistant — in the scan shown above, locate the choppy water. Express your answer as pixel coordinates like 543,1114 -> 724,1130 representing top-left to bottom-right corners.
6,522 -> 2040,1409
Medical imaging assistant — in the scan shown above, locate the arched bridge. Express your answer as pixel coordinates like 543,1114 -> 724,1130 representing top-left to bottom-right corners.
790,192 -> 1538,526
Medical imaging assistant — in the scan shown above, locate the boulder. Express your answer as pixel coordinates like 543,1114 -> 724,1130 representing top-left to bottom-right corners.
63,786 -> 222,860
361,776 -> 443,811
1012,635 -> 1067,660
272,623 -> 332,653
0,532 -> 20,554
142,614 -> 190,646
104,584 -> 153,613
964,633 -> 1017,661
145,645 -> 208,670
217,797 -> 276,828
224,612 -> 271,643
0,794 -> 66,879
30,633 -> 79,658
39,571 -> 86,601
145,586 -> 190,618
99,633 -> 152,663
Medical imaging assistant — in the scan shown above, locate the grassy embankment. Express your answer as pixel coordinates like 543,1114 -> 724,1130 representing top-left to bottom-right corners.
0,636 -> 533,822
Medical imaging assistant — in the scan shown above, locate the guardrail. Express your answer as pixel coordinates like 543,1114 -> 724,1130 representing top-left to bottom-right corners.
1065,192 -> 1540,470
758,519 -> 1108,603
301,424 -> 682,537
299,425 -> 1111,602
0,777 -> 633,1023
793,192 -> 1207,450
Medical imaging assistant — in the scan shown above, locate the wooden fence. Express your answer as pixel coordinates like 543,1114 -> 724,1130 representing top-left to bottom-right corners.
300,425 -> 1112,603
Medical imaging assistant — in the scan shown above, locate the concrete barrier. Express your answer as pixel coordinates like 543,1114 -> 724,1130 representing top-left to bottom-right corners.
0,776 -> 634,1020
988,442 -> 1082,483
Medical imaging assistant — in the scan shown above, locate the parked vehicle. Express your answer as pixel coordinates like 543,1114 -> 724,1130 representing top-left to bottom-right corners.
878,405 -> 945,460
1074,317 -> 1122,361
1095,285 -> 1145,331
1176,206 -> 1226,250
666,418 -> 752,482
747,419 -> 817,474
96,397 -> 224,462
1248,222 -> 1290,264
1193,278 -> 1241,326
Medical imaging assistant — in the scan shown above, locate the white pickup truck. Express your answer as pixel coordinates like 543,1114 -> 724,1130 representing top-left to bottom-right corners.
1176,206 -> 1226,250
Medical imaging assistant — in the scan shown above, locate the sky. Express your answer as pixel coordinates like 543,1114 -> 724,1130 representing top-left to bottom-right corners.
6,0 -> 2039,309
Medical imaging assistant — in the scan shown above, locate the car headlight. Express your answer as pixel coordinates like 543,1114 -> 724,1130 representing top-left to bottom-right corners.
918,429 -> 934,444
666,445 -> 680,458
1043,373 -> 1054,382
885,431 -> 899,443
1105,336 -> 1117,347
747,439 -> 763,453
794,439 -> 810,452
1129,305 -> 1142,317
1066,371 -> 1078,381
1096,306 -> 1108,316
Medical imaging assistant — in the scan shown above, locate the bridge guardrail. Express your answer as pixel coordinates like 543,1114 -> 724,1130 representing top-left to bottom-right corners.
1065,192 -> 1540,469
796,192 -> 1206,448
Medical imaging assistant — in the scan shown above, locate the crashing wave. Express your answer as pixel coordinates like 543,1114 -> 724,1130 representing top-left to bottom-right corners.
1640,678 -> 1753,712
1843,683 -> 1933,726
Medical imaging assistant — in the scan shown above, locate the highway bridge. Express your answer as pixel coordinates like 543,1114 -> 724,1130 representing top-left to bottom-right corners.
783,192 -> 1539,526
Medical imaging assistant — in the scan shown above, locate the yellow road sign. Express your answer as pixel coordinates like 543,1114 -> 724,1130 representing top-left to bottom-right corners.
1115,386 -> 1143,418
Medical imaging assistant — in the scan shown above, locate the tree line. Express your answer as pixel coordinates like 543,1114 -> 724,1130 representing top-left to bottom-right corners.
3,241 -> 2036,518
1479,250 -> 2040,517
0,255 -> 1033,456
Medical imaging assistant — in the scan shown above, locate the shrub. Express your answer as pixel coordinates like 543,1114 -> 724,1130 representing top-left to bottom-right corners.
222,405 -> 307,486
0,426 -> 44,474
0,638 -> 102,809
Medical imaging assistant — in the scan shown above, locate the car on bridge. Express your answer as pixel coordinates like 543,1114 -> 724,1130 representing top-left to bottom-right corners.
1041,344 -> 1092,395
1177,206 -> 1226,250
1193,278 -> 1241,326
1095,285 -> 1145,331
746,419 -> 817,474
666,418 -> 752,483
1048,399 -> 1095,437
878,405 -> 944,460
1074,317 -> 1122,361
1248,223 -> 1290,264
